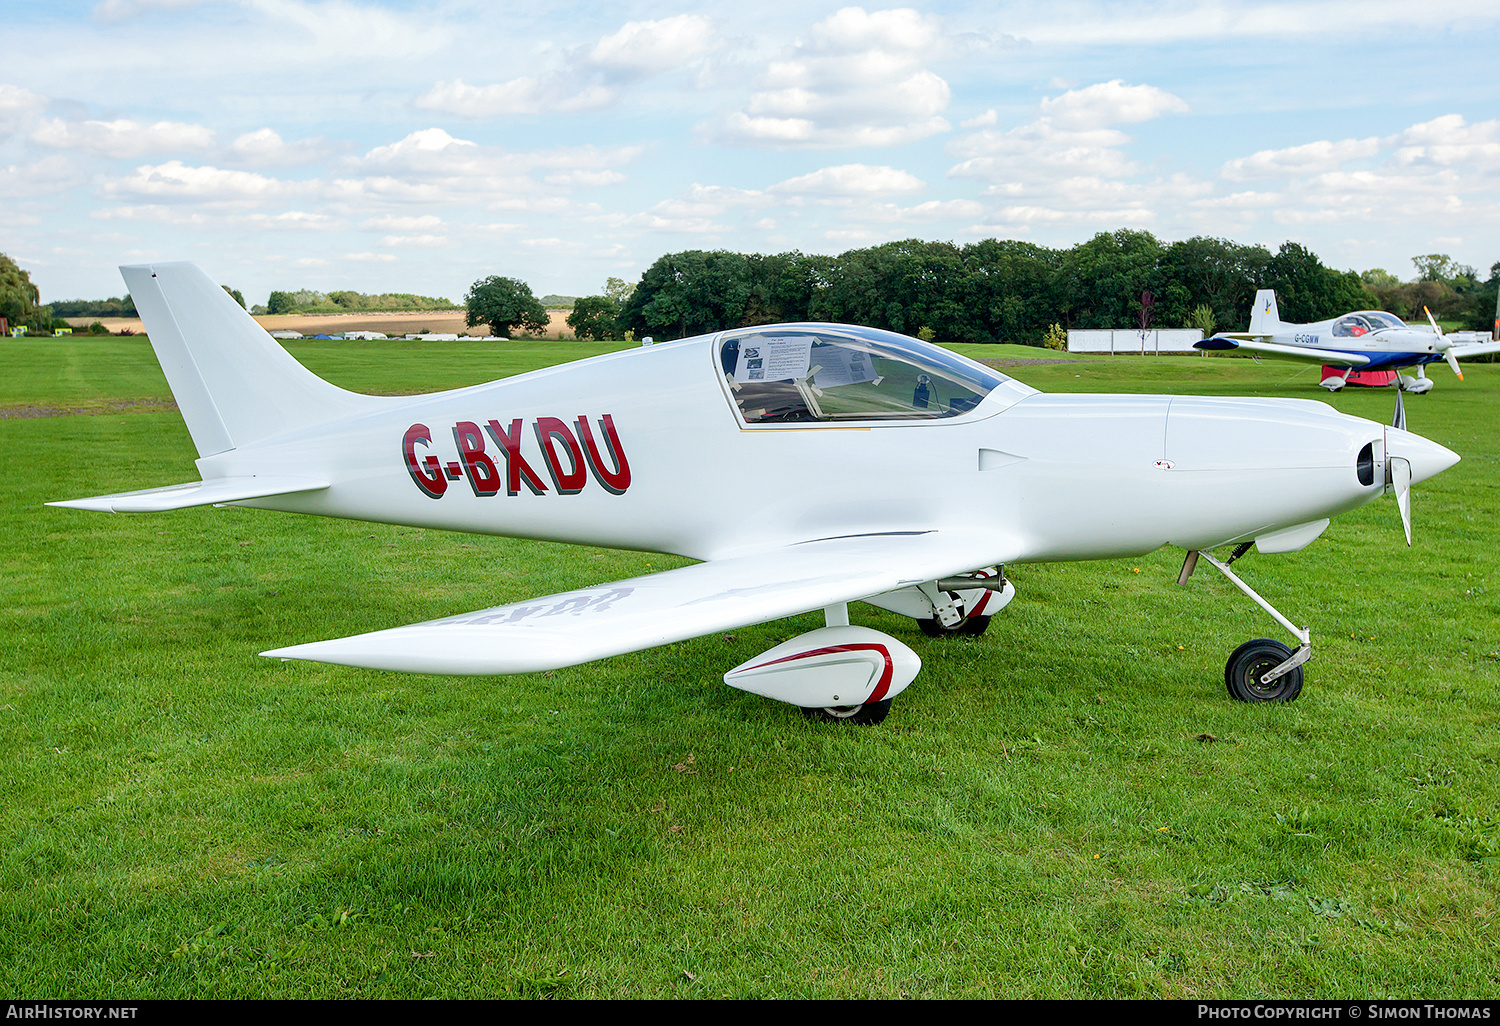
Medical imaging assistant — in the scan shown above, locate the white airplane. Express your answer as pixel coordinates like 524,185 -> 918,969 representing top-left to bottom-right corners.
1197,289 -> 1500,393
50,264 -> 1460,722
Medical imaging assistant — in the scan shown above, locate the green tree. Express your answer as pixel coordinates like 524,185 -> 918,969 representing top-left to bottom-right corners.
566,295 -> 621,341
266,291 -> 296,315
957,238 -> 1064,343
465,275 -> 550,338
743,251 -> 833,326
1158,236 -> 1270,332
620,250 -> 755,338
1412,254 -> 1456,282
1057,229 -> 1165,330
603,277 -> 635,305
0,253 -> 41,330
1263,242 -> 1371,323
811,240 -> 968,341
222,285 -> 246,309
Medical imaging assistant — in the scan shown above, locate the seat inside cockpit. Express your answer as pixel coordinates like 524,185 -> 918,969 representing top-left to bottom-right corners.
718,326 -> 1009,426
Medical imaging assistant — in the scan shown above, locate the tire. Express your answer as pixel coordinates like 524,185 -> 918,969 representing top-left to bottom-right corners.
801,699 -> 893,725
1224,638 -> 1304,703
917,615 -> 991,637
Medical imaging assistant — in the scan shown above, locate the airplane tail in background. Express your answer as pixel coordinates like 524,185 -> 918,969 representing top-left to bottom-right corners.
122,262 -> 387,457
1248,289 -> 1282,335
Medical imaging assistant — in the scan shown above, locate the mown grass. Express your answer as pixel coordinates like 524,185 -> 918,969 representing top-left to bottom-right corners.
2,337 -> 1498,998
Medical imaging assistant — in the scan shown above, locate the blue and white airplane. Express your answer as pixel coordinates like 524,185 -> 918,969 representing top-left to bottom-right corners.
1197,290 -> 1500,393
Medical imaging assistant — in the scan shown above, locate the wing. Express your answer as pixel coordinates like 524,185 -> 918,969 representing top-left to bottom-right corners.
1196,336 -> 1370,368
48,476 -> 329,513
262,530 -> 1018,675
1448,341 -> 1500,361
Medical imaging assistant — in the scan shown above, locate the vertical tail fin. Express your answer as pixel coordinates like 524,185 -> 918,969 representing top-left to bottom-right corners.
122,262 -> 384,457
1247,289 -> 1282,335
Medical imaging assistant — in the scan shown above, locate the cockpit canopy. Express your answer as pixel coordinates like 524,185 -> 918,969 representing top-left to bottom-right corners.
718,324 -> 1011,425
1332,311 -> 1405,337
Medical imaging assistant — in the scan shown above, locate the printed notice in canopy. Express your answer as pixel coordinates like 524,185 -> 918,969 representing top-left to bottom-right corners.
735,335 -> 813,382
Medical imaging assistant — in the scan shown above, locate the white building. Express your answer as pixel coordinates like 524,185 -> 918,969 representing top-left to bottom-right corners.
1068,328 -> 1204,354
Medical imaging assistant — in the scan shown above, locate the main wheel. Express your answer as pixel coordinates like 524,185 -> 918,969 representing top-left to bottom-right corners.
917,615 -> 992,637
1224,638 -> 1304,703
801,699 -> 893,725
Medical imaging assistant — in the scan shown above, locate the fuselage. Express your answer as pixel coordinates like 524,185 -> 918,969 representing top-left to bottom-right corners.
207,324 -> 1450,570
1272,310 -> 1445,370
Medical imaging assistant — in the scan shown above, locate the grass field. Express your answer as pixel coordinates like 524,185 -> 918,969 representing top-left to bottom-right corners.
3,336 -> 1498,998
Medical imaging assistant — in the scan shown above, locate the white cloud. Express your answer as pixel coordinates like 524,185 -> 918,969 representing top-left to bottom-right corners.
1390,114 -> 1500,171
378,234 -> 452,248
1221,137 -> 1382,180
0,84 -> 48,132
102,160 -> 308,203
714,6 -> 952,148
345,251 -> 398,262
32,118 -> 217,158
1199,114 -> 1500,237
325,129 -> 640,214
813,6 -> 943,51
960,109 -> 998,129
0,156 -> 83,198
950,123 -> 1139,180
93,0 -> 206,21
227,127 -> 329,167
589,14 -> 715,72
543,169 -> 626,188
946,82 -> 1189,189
769,163 -> 925,198
360,214 -> 443,231
1037,80 -> 1189,129
860,198 -> 986,223
417,13 -> 717,119
416,78 -> 616,118
1008,0 -> 1500,47
238,210 -> 338,230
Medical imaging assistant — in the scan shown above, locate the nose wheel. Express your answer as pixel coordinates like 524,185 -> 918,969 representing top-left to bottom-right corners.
800,699 -> 893,725
1224,638 -> 1305,703
1180,548 -> 1312,704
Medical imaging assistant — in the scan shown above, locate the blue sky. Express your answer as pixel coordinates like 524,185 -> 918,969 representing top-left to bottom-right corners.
3,0 -> 1498,306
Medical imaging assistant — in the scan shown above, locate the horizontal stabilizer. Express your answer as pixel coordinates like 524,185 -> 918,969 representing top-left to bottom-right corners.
262,530 -> 1018,675
48,476 -> 329,513
1196,336 -> 1370,368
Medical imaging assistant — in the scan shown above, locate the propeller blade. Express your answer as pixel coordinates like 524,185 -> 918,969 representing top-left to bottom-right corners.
1392,386 -> 1406,431
1389,455 -> 1413,546
1424,304 -> 1443,338
1446,350 -> 1464,380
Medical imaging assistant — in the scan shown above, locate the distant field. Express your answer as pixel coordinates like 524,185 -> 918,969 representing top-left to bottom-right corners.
3,337 -> 1499,998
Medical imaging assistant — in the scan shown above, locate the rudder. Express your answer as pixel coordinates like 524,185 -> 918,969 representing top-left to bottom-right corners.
1247,289 -> 1282,335
123,262 -> 383,456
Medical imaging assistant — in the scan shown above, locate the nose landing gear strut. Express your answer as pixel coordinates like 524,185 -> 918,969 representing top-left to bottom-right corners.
1179,547 -> 1310,703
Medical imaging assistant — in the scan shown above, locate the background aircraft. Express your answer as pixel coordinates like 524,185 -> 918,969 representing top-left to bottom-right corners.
1197,290 -> 1500,392
51,264 -> 1459,722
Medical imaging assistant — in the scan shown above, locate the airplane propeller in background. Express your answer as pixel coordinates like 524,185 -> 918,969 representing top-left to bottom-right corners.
1424,305 -> 1465,381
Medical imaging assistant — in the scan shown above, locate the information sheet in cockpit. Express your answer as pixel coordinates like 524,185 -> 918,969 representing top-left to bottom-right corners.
811,346 -> 879,388
735,336 -> 813,382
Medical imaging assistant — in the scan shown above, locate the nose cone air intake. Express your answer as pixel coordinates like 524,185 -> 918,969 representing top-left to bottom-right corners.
1385,426 -> 1460,485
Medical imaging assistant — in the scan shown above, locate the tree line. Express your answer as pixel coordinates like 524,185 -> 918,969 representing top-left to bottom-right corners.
549,232 -> 1498,345
265,289 -> 458,316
